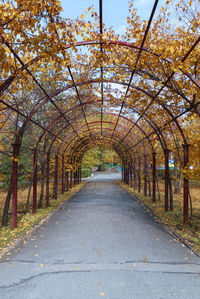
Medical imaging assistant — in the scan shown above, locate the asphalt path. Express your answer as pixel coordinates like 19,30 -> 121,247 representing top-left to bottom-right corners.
0,172 -> 200,298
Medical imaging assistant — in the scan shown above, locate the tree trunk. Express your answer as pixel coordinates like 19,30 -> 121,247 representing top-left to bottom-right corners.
2,172 -> 13,226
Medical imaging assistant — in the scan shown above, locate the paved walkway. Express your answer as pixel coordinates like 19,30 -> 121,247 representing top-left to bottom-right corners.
0,172 -> 200,299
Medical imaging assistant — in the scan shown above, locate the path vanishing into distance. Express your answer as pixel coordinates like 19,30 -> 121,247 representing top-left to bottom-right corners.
0,172 -> 200,299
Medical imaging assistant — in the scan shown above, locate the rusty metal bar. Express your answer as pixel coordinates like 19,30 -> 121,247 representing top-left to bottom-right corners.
45,152 -> 50,207
134,157 -> 137,190
66,171 -> 69,191
144,155 -> 148,196
70,170 -> 73,189
62,155 -> 65,194
183,144 -> 190,223
67,67 -> 93,141
32,148 -> 37,214
138,156 -> 141,193
54,155 -> 58,199
1,37 -> 88,150
128,100 -> 200,150
130,163 -> 133,187
80,167 -> 82,182
117,34 -> 200,147
0,98 -> 62,141
12,143 -> 20,228
152,152 -> 156,202
111,0 -> 159,141
99,0 -> 104,135
164,149 -> 170,212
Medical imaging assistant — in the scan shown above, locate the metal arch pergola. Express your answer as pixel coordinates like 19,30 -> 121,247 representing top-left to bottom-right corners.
0,0 -> 200,228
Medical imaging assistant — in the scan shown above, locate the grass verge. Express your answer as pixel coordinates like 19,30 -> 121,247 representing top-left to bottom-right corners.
0,181 -> 86,258
117,180 -> 200,255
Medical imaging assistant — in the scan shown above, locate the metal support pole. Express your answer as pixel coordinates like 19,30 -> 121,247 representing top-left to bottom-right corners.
134,157 -> 137,190
73,171 -> 75,187
127,166 -> 129,185
66,171 -> 69,191
45,152 -> 50,207
138,156 -> 141,193
70,170 -> 73,189
62,155 -> 64,194
32,148 -> 37,214
164,149 -> 170,212
12,143 -> 20,228
144,155 -> 147,196
152,152 -> 156,202
130,163 -> 133,187
126,165 -> 129,185
183,144 -> 190,224
55,154 -> 58,199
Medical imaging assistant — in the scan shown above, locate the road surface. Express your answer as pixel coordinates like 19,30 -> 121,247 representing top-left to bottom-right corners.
0,172 -> 200,298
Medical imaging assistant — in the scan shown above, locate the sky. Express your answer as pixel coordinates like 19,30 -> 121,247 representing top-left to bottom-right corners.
60,0 -> 165,34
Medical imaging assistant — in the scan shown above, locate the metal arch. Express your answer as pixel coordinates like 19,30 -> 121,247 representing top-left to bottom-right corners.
32,105 -> 156,161
65,130 -> 137,161
63,126 -> 144,161
0,35 -> 199,148
56,120 -> 150,159
1,36 -> 200,97
7,77 -> 187,151
67,133 -> 139,167
55,118 -> 154,155
50,78 -> 188,145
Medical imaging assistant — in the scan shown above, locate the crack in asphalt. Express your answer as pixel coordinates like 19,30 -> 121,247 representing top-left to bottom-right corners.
8,259 -> 200,266
0,268 -> 200,290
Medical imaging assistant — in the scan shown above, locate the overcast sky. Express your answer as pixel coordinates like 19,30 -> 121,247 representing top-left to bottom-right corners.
60,0 -> 165,33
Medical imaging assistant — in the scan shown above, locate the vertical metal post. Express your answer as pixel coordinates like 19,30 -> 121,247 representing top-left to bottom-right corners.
32,148 -> 37,214
73,171 -> 75,187
152,152 -> 156,202
164,149 -> 169,212
144,154 -> 147,196
66,171 -> 69,191
77,168 -> 79,184
45,152 -> 50,207
130,163 -> 133,187
70,170 -> 73,189
55,154 -> 58,199
183,144 -> 189,224
126,165 -> 129,185
62,155 -> 64,194
138,156 -> 141,193
134,157 -> 137,190
12,143 -> 20,229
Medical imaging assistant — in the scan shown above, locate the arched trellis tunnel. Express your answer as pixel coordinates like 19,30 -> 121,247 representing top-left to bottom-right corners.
0,0 -> 199,228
